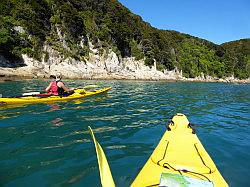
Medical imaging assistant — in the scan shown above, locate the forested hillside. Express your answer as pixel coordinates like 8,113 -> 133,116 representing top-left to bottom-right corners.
0,0 -> 249,79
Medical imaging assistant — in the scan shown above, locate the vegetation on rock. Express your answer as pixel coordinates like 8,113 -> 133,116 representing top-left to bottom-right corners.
0,0 -> 249,79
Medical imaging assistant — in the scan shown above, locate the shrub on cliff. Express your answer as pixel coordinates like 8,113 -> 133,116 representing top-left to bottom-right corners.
0,0 -> 249,79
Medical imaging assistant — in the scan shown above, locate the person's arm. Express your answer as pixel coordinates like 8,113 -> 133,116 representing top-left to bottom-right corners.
57,82 -> 71,92
45,82 -> 52,92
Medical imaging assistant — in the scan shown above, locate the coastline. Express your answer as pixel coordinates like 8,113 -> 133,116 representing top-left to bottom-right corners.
0,72 -> 249,84
0,51 -> 249,84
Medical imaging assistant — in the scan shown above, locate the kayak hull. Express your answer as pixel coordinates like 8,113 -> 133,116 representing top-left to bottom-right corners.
0,87 -> 111,105
131,113 -> 228,187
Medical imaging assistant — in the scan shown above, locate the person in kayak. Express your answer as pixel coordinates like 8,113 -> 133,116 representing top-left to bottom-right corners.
45,73 -> 74,96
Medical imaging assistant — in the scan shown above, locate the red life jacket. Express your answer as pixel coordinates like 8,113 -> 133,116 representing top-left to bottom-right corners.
49,81 -> 59,95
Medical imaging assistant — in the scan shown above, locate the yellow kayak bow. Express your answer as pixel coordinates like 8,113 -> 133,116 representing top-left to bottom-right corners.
89,113 -> 228,187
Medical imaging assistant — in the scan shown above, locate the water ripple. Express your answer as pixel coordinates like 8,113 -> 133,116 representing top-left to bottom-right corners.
0,80 -> 249,187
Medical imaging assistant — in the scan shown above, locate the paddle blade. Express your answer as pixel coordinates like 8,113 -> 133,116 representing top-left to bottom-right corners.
84,84 -> 99,89
88,126 -> 115,187
74,88 -> 86,94
74,85 -> 99,93
22,92 -> 40,96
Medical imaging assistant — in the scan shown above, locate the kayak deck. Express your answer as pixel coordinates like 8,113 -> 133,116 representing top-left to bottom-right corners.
131,113 -> 228,187
0,87 -> 111,105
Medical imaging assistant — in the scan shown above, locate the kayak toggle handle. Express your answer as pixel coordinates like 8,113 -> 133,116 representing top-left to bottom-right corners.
188,123 -> 196,134
167,120 -> 174,131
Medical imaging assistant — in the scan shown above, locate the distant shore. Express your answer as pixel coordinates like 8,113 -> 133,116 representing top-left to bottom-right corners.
1,53 -> 249,84
0,73 -> 249,84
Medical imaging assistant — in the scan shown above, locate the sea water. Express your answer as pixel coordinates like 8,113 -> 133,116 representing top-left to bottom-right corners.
0,80 -> 249,187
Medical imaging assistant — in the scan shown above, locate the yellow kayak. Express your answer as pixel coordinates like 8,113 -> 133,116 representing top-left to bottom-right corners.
131,113 -> 228,187
0,87 -> 111,105
89,113 -> 228,187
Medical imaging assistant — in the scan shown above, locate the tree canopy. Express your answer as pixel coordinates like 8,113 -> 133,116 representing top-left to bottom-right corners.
0,0 -> 249,79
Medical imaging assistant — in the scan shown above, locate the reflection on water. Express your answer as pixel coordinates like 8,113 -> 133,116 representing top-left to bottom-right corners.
0,80 -> 249,187
47,103 -> 61,111
49,118 -> 64,127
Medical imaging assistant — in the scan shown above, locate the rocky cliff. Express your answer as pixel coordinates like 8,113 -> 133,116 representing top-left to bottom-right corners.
0,47 -> 248,83
0,44 -> 183,81
0,0 -> 249,82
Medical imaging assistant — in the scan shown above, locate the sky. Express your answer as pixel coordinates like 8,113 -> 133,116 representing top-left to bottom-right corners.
118,0 -> 250,44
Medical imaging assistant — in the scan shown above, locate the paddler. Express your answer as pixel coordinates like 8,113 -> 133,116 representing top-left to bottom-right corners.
45,73 -> 74,96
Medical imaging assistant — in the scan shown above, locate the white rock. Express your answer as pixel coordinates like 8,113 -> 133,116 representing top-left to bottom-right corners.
0,44 -> 249,83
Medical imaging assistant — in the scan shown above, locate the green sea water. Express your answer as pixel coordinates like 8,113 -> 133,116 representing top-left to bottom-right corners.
0,80 -> 249,187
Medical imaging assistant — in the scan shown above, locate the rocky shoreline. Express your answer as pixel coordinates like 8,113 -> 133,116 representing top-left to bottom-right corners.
1,70 -> 248,84
0,69 -> 249,84
0,47 -> 249,84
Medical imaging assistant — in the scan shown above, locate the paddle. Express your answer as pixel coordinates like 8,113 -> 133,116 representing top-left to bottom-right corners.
73,85 -> 100,94
12,92 -> 52,98
88,126 -> 115,187
22,92 -> 41,96
1,85 -> 100,98
21,85 -> 99,96
81,84 -> 99,89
